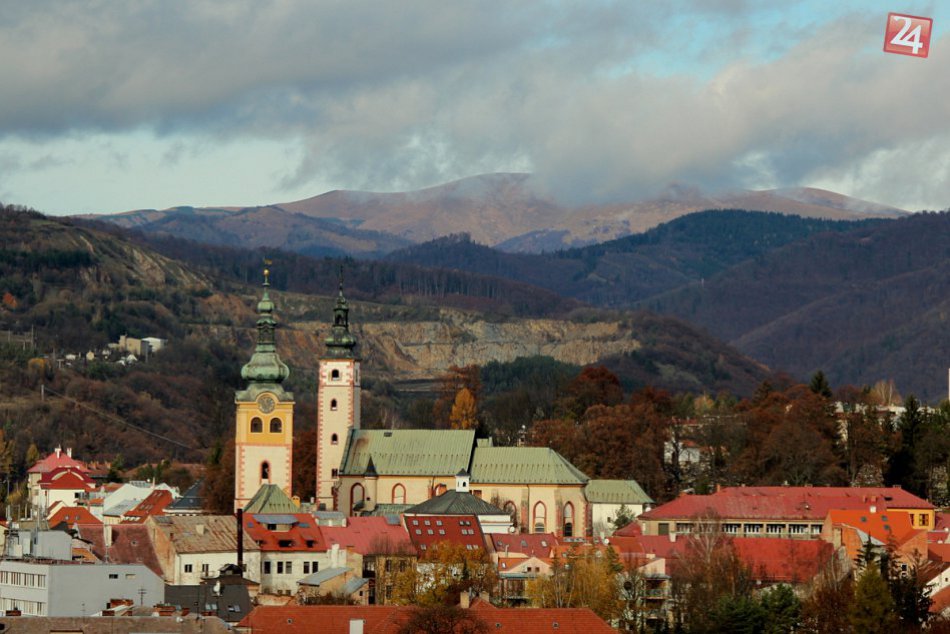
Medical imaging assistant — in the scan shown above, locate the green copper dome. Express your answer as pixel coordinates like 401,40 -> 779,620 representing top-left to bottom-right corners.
240,274 -> 290,387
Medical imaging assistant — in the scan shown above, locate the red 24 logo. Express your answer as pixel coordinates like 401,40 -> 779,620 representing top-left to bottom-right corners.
884,13 -> 932,58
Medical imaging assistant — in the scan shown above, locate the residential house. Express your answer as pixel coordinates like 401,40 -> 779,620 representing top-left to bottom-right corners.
34,467 -> 95,516
242,512 -> 346,596
147,515 -> 261,586
402,471 -> 513,534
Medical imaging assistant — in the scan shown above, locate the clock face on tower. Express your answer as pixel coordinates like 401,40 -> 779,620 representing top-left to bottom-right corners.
258,395 -> 275,414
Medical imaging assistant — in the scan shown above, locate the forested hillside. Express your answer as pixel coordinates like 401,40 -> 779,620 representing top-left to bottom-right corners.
646,211 -> 950,401
387,211 -> 886,306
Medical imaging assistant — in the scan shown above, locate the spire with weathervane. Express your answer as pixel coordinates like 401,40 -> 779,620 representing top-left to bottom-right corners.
324,266 -> 357,359
239,263 -> 291,396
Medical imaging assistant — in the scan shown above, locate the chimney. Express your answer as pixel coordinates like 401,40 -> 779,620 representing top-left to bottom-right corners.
55,446 -> 62,458
196,524 -> 206,536
669,533 -> 677,543
349,618 -> 365,634
104,525 -> 113,549
460,592 -> 471,609
870,505 -> 877,514
66,447 -> 72,458
237,509 -> 244,572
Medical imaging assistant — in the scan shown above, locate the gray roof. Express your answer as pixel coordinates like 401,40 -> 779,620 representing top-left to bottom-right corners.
150,515 -> 259,554
298,567 -> 350,586
343,577 -> 369,595
584,479 -> 654,505
340,430 -> 475,476
470,447 -> 588,485
405,490 -> 509,516
167,480 -> 204,512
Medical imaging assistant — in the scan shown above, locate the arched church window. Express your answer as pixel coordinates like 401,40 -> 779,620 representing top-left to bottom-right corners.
533,502 -> 546,534
503,501 -> 518,526
331,433 -> 339,445
261,462 -> 270,482
331,369 -> 340,380
270,418 -> 282,433
330,399 -> 338,411
250,417 -> 262,433
563,503 -> 575,538
350,483 -> 365,515
392,484 -> 406,505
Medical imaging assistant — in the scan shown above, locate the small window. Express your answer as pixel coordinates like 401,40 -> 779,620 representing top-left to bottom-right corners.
331,369 -> 340,380
264,561 -> 272,574
184,564 -> 193,573
261,462 -> 270,481
331,399 -> 338,411
277,562 -> 284,574
312,562 -> 319,573
331,468 -> 339,478
331,433 -> 339,445
286,562 -> 293,575
304,562 -> 310,574
270,418 -> 282,433
109,573 -> 118,579
202,563 -> 209,574
250,417 -> 263,433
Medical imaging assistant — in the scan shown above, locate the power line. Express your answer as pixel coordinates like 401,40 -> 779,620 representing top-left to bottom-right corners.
39,383 -> 196,451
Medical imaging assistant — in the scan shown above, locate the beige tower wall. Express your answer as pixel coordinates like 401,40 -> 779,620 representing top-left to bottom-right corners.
234,395 -> 294,511
316,358 -> 361,509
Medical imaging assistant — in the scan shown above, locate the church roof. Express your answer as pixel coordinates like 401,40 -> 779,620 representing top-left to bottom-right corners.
470,447 -> 588,485
405,490 -> 509,516
243,484 -> 299,514
340,430 -> 475,477
166,479 -> 204,514
584,479 -> 653,505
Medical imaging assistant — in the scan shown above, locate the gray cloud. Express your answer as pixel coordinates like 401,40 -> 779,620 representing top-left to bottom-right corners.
1,2 -> 948,209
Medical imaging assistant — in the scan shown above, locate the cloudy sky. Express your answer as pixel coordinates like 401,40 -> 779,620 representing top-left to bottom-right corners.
0,1 -> 946,215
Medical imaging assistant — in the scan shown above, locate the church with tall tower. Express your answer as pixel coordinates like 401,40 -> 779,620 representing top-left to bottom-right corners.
233,268 -> 295,511
315,275 -> 361,510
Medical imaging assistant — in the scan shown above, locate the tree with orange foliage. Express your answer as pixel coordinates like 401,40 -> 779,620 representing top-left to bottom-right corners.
449,388 -> 478,430
389,541 -> 497,607
433,365 -> 481,427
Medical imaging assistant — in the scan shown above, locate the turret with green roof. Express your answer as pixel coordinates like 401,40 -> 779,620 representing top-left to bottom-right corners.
236,268 -> 293,402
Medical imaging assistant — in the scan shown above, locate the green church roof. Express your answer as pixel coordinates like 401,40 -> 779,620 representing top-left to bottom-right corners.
584,479 -> 654,504
340,430 -> 475,477
470,447 -> 589,485
243,483 -> 298,514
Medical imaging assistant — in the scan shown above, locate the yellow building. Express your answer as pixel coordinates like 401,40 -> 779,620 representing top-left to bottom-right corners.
234,273 -> 295,511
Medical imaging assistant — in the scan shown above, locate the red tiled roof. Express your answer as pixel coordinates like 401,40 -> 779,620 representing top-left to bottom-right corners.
612,522 -> 642,538
931,585 -> 950,614
244,513 -> 327,552
47,506 -> 101,528
238,605 -> 616,633
929,543 -> 950,564
490,533 -> 557,558
732,537 -> 832,584
122,489 -> 174,522
406,515 -> 484,554
827,509 -> 917,545
75,524 -> 163,576
28,449 -> 86,474
321,516 -> 413,556
39,467 -> 95,491
936,512 -> 950,532
640,486 -> 932,522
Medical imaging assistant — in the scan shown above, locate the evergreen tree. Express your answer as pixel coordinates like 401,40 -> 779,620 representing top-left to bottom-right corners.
850,565 -> 898,633
809,370 -> 832,398
761,584 -> 802,634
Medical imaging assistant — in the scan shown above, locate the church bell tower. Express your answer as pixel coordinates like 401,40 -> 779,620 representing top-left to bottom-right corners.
316,273 -> 360,510
234,267 -> 294,511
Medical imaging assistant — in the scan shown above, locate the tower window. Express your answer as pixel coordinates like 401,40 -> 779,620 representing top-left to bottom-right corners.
261,462 -> 270,482
270,418 -> 282,433
250,417 -> 262,433
330,399 -> 338,411
331,433 -> 339,445
331,369 -> 340,380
